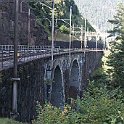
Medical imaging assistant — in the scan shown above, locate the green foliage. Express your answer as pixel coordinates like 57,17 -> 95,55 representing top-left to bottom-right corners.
33,80 -> 124,124
59,25 -> 69,34
78,82 -> 124,124
29,0 -> 95,34
107,40 -> 124,87
107,3 -> 124,88
0,118 -> 24,124
33,104 -> 70,124
91,68 -> 109,86
107,3 -> 124,39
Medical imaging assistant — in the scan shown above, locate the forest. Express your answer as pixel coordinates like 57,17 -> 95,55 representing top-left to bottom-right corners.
29,0 -> 95,36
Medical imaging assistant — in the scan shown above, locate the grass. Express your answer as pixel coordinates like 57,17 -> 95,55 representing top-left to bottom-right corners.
0,118 -> 24,124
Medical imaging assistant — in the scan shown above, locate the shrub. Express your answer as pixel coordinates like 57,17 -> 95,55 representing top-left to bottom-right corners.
59,25 -> 69,34
33,82 -> 124,124
0,118 -> 24,124
77,82 -> 124,124
33,103 -> 83,124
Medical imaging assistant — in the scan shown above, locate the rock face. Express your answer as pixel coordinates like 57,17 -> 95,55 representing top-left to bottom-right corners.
34,25 -> 48,46
0,0 -> 48,45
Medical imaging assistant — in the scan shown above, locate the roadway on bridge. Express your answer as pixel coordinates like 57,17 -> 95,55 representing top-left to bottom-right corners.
0,45 -> 104,71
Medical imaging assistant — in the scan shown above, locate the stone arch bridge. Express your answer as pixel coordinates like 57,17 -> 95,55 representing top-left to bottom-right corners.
0,48 -> 103,122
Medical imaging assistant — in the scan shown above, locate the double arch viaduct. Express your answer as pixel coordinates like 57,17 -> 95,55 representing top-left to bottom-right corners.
0,50 -> 103,122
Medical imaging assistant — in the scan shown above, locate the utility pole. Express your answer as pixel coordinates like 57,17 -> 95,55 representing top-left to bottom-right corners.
72,24 -> 74,48
81,25 -> 83,50
28,8 -> 31,46
84,18 -> 87,49
51,0 -> 54,67
69,6 -> 72,63
96,35 -> 98,51
12,0 -> 19,114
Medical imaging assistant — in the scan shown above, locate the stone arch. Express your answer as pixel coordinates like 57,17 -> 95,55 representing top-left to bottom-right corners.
69,59 -> 80,99
51,65 -> 64,108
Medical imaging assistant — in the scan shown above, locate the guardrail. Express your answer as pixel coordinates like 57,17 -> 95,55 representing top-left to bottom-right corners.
0,45 -> 59,51
0,45 -> 104,70
0,45 -> 66,70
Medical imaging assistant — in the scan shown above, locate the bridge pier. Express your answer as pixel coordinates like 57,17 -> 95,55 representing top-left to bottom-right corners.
63,69 -> 70,103
17,61 -> 45,122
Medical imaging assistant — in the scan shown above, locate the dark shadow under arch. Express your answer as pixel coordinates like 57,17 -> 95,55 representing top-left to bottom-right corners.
51,66 -> 64,108
69,60 -> 80,99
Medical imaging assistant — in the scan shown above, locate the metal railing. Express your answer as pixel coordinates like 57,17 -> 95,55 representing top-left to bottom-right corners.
0,45 -> 104,70
0,45 -> 55,51
0,45 -> 65,70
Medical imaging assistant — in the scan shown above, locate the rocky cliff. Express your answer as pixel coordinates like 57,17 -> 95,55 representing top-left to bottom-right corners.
0,0 -> 48,45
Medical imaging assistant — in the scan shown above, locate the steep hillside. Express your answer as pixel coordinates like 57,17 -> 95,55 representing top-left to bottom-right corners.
74,0 -> 124,31
0,0 -> 48,45
29,0 -> 95,39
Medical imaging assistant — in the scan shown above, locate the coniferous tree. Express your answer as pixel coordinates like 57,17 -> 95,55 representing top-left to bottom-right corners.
107,3 -> 124,88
